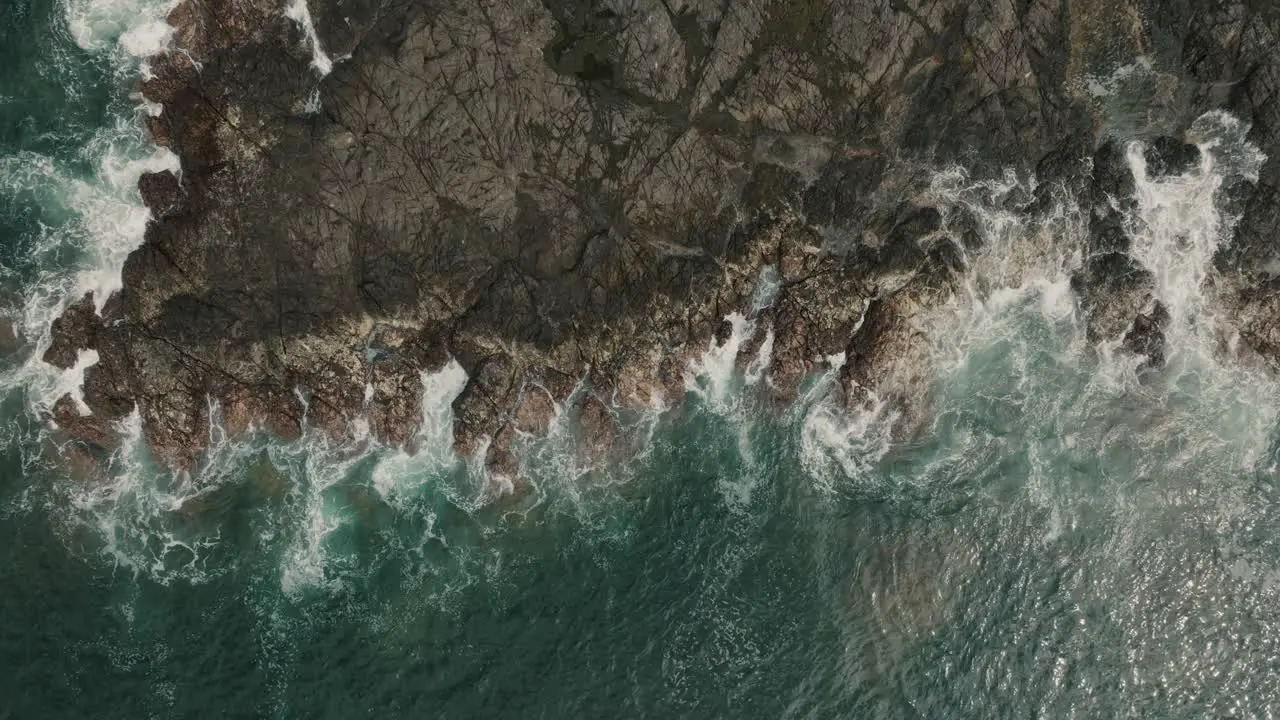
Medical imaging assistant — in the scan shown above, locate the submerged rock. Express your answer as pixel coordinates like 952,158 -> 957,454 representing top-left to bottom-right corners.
1122,301 -> 1171,370
0,317 -> 19,358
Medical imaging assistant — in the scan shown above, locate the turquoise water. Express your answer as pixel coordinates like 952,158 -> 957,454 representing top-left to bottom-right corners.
5,2 -> 1280,717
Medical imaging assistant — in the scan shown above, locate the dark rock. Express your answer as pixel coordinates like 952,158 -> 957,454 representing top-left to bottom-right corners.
802,152 -> 888,229
514,386 -> 557,435
1142,136 -> 1201,178
576,394 -> 617,461
1091,141 -> 1137,203
59,0 -> 1280,471
876,206 -> 941,276
42,294 -> 99,369
741,163 -> 804,215
948,208 -> 985,254
51,394 -> 115,450
1071,252 -> 1156,343
1122,302 -> 1171,370
838,275 -> 955,437
138,170 -> 182,218
1220,174 -> 1279,278
1090,215 -> 1132,255
924,237 -> 968,283
713,318 -> 734,347
1086,141 -> 1138,255
486,424 -> 521,481
452,355 -> 518,460
735,313 -> 773,372
768,254 -> 871,401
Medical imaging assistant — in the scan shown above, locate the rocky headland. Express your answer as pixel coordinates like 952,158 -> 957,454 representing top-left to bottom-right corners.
40,0 -> 1280,478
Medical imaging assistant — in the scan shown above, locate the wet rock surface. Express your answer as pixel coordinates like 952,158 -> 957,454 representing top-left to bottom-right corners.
41,0 -> 1280,471
43,293 -> 100,370
1123,302 -> 1171,371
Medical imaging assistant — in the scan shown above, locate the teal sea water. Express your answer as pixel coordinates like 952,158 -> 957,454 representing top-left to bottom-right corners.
5,2 -> 1280,718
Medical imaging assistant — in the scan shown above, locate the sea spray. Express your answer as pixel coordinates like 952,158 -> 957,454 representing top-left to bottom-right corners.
682,266 -> 786,510
799,364 -> 900,499
1,0 -> 178,417
1126,110 -> 1264,342
370,359 -> 469,504
687,265 -> 782,413
284,0 -> 333,76
794,112 -> 1273,514
5,0 -> 1280,708
686,312 -> 754,411
67,408 -> 221,582
65,0 -> 177,55
45,105 -> 1280,596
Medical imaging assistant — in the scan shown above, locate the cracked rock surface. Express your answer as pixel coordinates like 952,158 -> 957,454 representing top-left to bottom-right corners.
42,0 -> 1280,471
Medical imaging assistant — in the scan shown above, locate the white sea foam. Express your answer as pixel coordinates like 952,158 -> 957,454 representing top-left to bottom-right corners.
285,0 -> 333,77
370,359 -> 469,504
299,88 -> 322,116
65,0 -> 178,56
1127,111 -> 1264,340
795,111 -> 1274,506
60,349 -> 100,413
417,360 -> 470,457
277,448 -> 349,594
686,265 -> 783,412
808,109 -> 1280,530
742,327 -> 774,388
749,263 -> 782,313
117,16 -> 174,58
1083,56 -> 1155,99
5,0 -> 213,583
3,124 -> 180,416
687,312 -> 752,410
71,132 -> 180,312
0,0 -> 179,417
31,0 -> 1280,606
65,408 -> 226,583
800,387 -> 898,497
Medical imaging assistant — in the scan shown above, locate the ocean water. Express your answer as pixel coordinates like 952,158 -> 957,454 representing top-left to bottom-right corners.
5,2 -> 1280,718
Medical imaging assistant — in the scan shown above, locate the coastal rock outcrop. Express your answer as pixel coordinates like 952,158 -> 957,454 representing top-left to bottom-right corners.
41,0 -> 1280,476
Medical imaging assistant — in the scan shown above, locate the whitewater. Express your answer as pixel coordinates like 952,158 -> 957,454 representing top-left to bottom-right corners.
3,0 -> 1280,716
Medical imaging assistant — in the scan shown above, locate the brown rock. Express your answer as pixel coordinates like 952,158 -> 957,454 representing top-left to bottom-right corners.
138,170 -> 182,218
514,386 -> 556,435
42,294 -> 98,369
576,394 -> 617,460
147,113 -> 170,147
486,424 -> 521,480
51,394 -> 116,449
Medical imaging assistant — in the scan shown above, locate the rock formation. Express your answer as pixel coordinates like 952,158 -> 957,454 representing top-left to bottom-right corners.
40,0 -> 1280,474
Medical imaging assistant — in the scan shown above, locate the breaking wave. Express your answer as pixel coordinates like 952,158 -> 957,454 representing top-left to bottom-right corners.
20,102 -> 1280,601
1,0 -> 178,417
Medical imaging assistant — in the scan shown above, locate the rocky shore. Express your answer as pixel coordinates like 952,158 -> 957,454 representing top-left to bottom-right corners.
41,0 -> 1280,478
